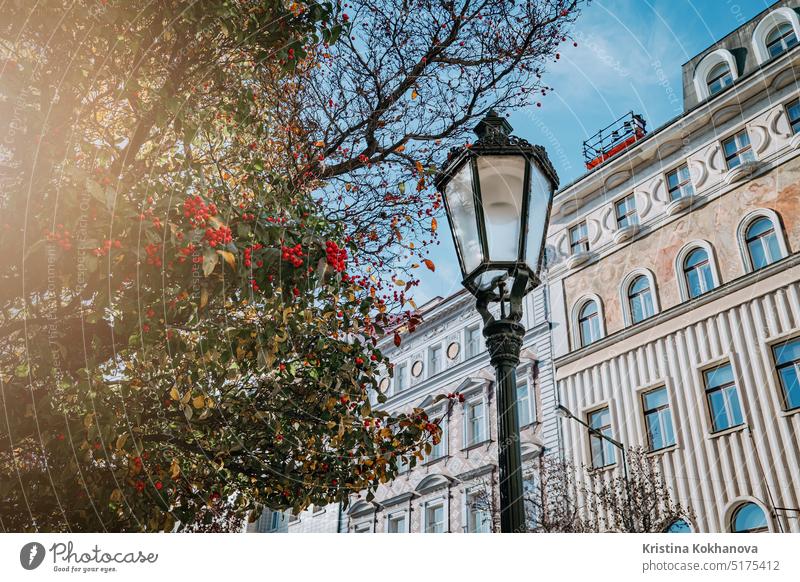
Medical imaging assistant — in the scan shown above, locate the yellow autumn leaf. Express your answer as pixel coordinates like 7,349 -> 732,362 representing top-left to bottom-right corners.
394,279 -> 406,286
217,250 -> 236,269
431,218 -> 438,232
395,144 -> 406,153
423,259 -> 436,272
169,387 -> 180,401
192,395 -> 205,409
411,89 -> 418,99
314,140 -> 325,147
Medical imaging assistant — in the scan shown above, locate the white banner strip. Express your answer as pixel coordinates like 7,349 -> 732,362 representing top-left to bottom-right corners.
1,533 -> 799,580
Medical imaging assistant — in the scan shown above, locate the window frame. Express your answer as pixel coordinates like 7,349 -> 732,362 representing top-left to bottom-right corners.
463,396 -> 487,448
702,361 -> 746,433
786,98 -> 800,135
770,336 -> 800,412
722,130 -> 755,170
706,61 -> 733,96
665,163 -> 694,202
641,386 -> 676,452
465,324 -> 481,359
386,510 -> 408,533
569,221 -> 589,255
737,209 -> 789,273
676,241 -> 720,301
578,300 -> 601,347
465,489 -> 492,533
393,362 -> 408,394
628,275 -> 656,324
587,405 -> 616,469
428,343 -> 443,377
730,502 -> 770,533
614,194 -> 638,230
765,21 -> 798,58
516,377 -> 534,429
426,405 -> 448,462
423,499 -> 447,533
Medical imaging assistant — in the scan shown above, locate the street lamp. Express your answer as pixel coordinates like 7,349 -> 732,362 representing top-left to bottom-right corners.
555,404 -> 634,530
436,111 -> 558,533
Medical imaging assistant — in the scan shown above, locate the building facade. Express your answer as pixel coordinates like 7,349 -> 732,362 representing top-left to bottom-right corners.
546,0 -> 800,533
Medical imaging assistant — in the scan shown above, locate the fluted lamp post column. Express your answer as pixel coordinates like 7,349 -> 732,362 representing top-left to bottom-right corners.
435,111 -> 558,533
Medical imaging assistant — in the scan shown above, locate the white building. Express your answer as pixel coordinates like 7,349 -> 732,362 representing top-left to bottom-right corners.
546,0 -> 800,533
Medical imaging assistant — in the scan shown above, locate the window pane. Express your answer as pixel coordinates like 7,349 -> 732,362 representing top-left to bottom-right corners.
748,239 -> 769,270
517,381 -> 531,427
667,519 -> 692,533
732,503 -> 767,533
687,269 -> 702,298
773,338 -> 800,366
705,363 -> 733,388
778,365 -> 800,410
643,387 -> 668,409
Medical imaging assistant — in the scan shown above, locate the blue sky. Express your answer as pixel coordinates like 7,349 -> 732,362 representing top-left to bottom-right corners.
414,0 -> 776,305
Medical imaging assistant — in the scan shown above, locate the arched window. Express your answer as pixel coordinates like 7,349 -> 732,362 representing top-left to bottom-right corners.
666,519 -> 692,533
693,49 -> 738,100
628,275 -> 655,324
746,217 -> 782,270
578,300 -> 601,347
753,8 -> 800,64
766,21 -> 798,58
683,248 -> 715,298
731,503 -> 769,533
706,62 -> 733,96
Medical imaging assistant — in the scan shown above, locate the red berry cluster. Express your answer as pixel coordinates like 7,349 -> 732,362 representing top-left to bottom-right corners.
45,224 -> 72,251
446,391 -> 466,403
182,195 -> 218,227
243,243 -> 264,268
144,243 -> 162,267
204,225 -> 232,248
178,243 -> 196,263
325,241 -> 347,272
281,243 -> 304,267
92,238 -> 122,257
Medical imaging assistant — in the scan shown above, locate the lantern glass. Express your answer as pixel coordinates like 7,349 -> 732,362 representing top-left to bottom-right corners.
524,163 -> 553,271
444,161 -> 483,274
477,155 -> 526,262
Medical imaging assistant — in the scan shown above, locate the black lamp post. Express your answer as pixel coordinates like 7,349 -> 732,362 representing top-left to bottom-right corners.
435,111 -> 558,533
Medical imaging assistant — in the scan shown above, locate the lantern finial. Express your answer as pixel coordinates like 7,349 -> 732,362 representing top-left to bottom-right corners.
474,110 -> 513,141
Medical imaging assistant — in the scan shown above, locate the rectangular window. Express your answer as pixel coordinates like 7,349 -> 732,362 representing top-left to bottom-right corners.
588,407 -> 616,468
517,379 -> 532,428
394,363 -> 407,393
428,345 -> 442,376
703,363 -> 745,432
787,99 -> 800,135
723,130 -> 755,169
425,503 -> 445,533
569,222 -> 589,255
465,399 -> 485,446
466,492 -> 491,533
387,513 -> 406,533
270,511 -> 281,530
772,338 -> 800,411
428,408 -> 446,460
666,164 -> 694,201
466,324 -> 481,358
615,194 -> 638,229
641,387 -> 675,451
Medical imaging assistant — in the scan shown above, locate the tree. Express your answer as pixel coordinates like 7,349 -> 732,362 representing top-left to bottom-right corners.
0,0 -> 582,532
0,1 -> 437,532
299,0 -> 582,302
527,449 -> 695,533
